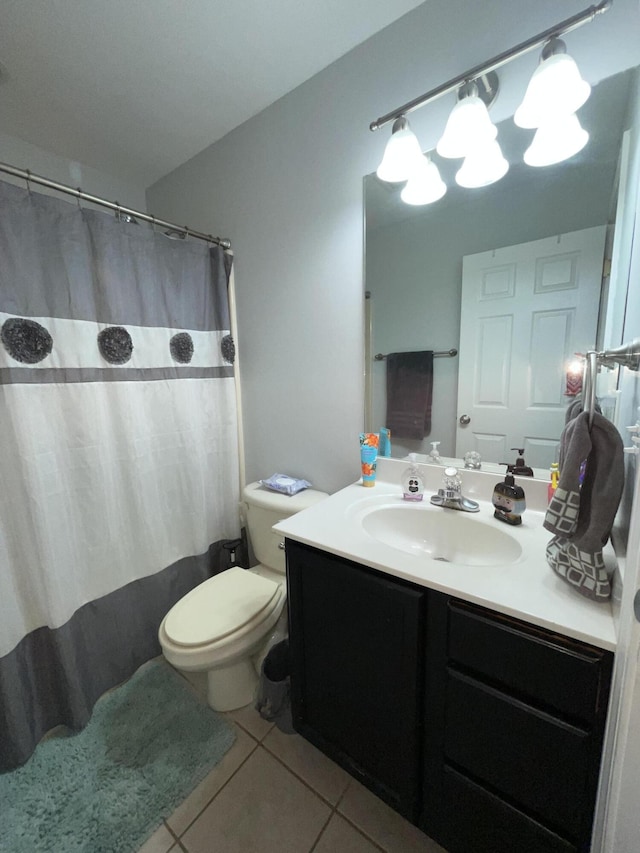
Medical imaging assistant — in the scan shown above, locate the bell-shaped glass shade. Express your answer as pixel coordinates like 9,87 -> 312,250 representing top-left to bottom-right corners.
376,122 -> 424,183
523,113 -> 589,167
514,52 -> 591,129
456,139 -> 509,188
400,154 -> 447,205
436,95 -> 497,159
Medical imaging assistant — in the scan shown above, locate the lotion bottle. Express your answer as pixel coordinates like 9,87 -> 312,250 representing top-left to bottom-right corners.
402,453 -> 424,501
548,462 -> 559,503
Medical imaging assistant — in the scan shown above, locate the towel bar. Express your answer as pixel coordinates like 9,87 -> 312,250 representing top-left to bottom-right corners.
375,348 -> 458,361
584,338 -> 640,428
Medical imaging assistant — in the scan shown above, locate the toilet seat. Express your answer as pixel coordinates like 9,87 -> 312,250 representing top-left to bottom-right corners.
163,567 -> 281,647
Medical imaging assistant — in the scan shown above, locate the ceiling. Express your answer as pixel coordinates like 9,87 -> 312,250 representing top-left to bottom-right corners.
0,0 -> 426,188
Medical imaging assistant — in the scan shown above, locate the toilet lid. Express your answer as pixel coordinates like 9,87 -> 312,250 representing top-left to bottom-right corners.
164,567 -> 280,647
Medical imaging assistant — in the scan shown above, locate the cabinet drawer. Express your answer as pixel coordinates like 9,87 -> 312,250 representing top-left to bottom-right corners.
445,670 -> 593,840
447,599 -> 610,725
432,766 -> 578,853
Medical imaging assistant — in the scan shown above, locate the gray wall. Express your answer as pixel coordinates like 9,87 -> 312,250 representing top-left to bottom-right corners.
0,131 -> 147,211
147,0 -> 640,494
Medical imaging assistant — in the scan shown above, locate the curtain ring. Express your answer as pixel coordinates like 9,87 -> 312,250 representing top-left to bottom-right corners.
25,169 -> 32,195
115,201 -> 121,222
76,188 -> 83,211
151,214 -> 156,233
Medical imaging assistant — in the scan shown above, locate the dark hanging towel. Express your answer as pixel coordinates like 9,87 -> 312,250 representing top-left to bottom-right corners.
386,351 -> 434,439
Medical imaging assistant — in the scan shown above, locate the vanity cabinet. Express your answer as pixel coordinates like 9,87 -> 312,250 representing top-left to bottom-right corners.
286,540 -> 613,853
286,539 -> 425,820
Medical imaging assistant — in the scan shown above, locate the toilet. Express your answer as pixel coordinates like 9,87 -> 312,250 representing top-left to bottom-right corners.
158,481 -> 328,711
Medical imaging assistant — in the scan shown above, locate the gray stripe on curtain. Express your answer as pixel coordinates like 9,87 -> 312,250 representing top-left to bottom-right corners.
0,539 -> 239,772
0,366 -> 234,385
0,180 -> 231,331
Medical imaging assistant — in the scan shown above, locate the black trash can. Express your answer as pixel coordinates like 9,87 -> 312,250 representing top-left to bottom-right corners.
255,639 -> 294,733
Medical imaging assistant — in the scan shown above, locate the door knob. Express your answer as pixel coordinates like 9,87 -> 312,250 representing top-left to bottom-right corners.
459,414 -> 471,426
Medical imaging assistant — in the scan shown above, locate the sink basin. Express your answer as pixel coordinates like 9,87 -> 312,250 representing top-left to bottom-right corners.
360,504 -> 522,566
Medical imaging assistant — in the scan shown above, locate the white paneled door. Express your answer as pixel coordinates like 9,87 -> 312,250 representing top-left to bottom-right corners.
456,226 -> 607,468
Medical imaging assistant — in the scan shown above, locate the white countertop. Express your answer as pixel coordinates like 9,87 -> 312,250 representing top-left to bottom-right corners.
274,458 -> 617,652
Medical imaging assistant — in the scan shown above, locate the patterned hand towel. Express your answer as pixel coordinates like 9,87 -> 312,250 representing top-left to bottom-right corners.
544,413 -> 591,537
545,412 -> 624,602
564,395 -> 601,424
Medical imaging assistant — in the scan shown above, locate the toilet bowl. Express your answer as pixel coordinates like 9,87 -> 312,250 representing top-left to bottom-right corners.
158,481 -> 328,711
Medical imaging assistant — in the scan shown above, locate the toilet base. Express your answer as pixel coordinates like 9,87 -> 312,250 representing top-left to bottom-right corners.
207,658 -> 258,712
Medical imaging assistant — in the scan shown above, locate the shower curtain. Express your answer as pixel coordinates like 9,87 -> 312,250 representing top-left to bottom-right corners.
0,180 -> 241,771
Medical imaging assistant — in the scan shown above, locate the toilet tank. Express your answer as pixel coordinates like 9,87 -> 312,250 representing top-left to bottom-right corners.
242,481 -> 329,573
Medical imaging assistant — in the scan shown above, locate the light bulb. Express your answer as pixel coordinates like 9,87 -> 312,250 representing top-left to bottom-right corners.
437,94 -> 497,159
400,154 -> 447,205
456,139 -> 509,188
515,45 -> 591,129
524,113 -> 589,167
376,117 -> 425,183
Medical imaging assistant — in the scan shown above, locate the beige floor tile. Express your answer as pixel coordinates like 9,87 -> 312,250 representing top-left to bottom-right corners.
167,726 -> 257,836
313,814 -> 381,853
181,746 -> 331,853
226,701 -> 274,741
338,780 -> 446,853
263,726 -> 350,805
136,822 -> 175,853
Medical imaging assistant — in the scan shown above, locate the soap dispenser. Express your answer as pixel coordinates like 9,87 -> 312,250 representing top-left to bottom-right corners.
428,441 -> 442,464
511,448 -> 534,477
493,464 -> 526,525
402,453 -> 424,501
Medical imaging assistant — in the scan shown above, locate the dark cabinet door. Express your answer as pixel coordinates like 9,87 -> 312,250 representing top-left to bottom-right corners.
286,540 -> 425,820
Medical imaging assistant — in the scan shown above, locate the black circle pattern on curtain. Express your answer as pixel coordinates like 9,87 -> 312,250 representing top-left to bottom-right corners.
97,327 -> 133,364
1,317 -> 53,363
170,332 -> 194,364
2,320 -> 233,368
221,334 -> 235,364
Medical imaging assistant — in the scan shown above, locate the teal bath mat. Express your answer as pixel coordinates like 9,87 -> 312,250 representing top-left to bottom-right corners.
0,661 -> 236,853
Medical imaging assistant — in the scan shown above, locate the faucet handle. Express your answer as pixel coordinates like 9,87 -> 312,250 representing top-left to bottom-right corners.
430,466 -> 480,512
443,466 -> 462,499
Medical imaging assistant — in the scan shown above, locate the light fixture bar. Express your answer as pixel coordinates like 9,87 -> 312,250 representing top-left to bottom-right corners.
369,1 -> 611,132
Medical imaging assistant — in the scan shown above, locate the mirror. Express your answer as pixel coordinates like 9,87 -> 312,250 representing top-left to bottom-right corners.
365,66 -> 639,470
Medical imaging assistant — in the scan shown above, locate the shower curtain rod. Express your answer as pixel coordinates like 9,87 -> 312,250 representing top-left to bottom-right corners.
0,161 -> 231,250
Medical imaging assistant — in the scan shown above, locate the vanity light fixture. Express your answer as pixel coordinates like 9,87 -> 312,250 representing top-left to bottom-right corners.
436,81 -> 498,160
516,37 -> 591,167
400,153 -> 447,205
514,38 -> 591,129
375,117 -> 424,183
523,112 -> 589,167
456,139 -> 509,188
370,2 -> 611,196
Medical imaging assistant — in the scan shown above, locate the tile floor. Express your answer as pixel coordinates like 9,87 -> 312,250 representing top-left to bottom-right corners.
137,665 -> 446,853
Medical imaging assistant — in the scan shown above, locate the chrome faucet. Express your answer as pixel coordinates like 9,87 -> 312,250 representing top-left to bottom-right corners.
430,466 -> 480,512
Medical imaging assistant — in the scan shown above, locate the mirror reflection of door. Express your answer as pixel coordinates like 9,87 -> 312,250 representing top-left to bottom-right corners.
456,226 -> 606,468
